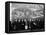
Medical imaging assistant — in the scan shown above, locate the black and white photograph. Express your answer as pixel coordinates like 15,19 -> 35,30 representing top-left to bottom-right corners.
5,1 -> 45,33
0,0 -> 46,35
